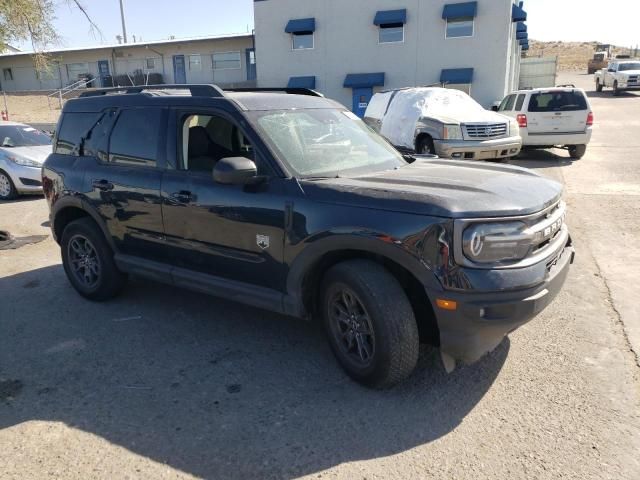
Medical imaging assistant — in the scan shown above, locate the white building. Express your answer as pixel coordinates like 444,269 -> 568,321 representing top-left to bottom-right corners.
0,34 -> 256,92
254,0 -> 529,114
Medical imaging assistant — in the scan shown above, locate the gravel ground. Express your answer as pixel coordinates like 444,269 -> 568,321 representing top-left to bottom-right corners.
0,73 -> 639,479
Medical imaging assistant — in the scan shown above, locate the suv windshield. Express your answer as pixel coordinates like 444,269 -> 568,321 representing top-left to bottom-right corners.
248,109 -> 406,177
0,125 -> 51,147
528,91 -> 587,112
619,62 -> 640,71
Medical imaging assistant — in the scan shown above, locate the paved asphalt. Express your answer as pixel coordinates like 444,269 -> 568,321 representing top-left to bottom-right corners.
1,72 -> 639,479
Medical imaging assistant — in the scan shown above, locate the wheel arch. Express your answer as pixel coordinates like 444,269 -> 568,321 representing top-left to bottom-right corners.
287,237 -> 442,345
51,197 -> 116,251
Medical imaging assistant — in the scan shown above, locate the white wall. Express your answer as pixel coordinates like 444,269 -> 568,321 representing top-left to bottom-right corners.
255,0 -> 520,108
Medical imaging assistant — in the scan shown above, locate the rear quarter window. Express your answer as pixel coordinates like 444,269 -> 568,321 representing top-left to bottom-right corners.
514,94 -> 526,111
528,91 -> 588,112
55,112 -> 101,155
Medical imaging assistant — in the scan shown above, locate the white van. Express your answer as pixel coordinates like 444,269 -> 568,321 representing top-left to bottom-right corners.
497,87 -> 593,159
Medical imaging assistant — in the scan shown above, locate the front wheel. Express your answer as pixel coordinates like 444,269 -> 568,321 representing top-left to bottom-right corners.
0,170 -> 17,200
595,79 -> 603,92
569,145 -> 587,160
613,81 -> 620,96
416,135 -> 436,155
321,260 -> 420,389
61,217 -> 126,301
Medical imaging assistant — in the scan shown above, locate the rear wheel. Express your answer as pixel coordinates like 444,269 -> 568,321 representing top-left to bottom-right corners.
416,135 -> 436,155
321,260 -> 420,389
569,144 -> 587,160
0,170 -> 17,200
595,79 -> 603,92
61,217 -> 126,301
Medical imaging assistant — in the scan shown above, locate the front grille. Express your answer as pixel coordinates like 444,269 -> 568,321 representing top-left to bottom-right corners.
19,177 -> 42,187
628,76 -> 639,85
463,123 -> 507,139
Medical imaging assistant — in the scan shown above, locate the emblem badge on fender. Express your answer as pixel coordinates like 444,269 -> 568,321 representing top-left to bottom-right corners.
257,234 -> 270,250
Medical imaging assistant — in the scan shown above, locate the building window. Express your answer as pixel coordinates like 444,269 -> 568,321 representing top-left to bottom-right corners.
446,17 -> 474,38
3,68 -> 13,81
145,58 -> 156,70
66,63 -> 89,81
212,51 -> 241,70
292,32 -> 314,50
379,24 -> 404,44
188,54 -> 202,71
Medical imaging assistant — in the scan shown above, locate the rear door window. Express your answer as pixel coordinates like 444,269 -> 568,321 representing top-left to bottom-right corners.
528,91 -> 587,112
109,109 -> 162,167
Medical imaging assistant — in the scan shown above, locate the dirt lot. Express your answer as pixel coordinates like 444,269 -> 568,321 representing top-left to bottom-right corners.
1,73 -> 639,479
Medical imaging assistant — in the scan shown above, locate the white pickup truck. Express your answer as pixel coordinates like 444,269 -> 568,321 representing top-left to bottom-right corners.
595,60 -> 640,95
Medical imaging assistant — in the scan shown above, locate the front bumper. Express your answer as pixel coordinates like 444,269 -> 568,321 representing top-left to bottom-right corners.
430,242 -> 575,366
5,163 -> 43,194
434,136 -> 522,160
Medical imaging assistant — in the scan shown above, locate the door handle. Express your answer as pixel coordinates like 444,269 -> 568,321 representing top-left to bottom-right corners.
170,190 -> 195,203
92,179 -> 114,191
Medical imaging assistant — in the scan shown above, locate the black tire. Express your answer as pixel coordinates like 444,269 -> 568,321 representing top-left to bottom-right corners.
613,81 -> 620,96
0,170 -> 18,200
595,79 -> 603,92
60,217 -> 126,301
416,135 -> 436,155
568,145 -> 587,160
320,259 -> 419,389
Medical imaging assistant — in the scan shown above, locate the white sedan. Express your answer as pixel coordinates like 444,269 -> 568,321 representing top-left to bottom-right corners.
0,121 -> 52,200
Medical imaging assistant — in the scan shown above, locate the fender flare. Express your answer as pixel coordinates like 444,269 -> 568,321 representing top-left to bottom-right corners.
284,233 -> 444,316
50,196 -> 117,252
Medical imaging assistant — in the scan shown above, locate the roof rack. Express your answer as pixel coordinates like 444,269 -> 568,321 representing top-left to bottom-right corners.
79,84 -> 225,98
555,84 -> 576,88
223,87 -> 324,97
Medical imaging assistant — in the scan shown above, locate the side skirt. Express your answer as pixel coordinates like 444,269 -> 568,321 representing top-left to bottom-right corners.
114,254 -> 303,318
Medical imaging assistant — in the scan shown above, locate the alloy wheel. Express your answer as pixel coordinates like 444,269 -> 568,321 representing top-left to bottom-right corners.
0,173 -> 12,198
328,287 -> 376,367
67,234 -> 101,288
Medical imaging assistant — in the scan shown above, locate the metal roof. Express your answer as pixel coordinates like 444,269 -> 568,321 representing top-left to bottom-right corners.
0,32 -> 253,59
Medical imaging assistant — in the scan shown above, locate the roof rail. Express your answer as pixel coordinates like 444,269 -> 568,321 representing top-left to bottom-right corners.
79,84 -> 225,98
556,84 -> 576,88
223,87 -> 324,97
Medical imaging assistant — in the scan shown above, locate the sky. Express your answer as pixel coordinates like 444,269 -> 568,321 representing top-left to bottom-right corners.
15,0 -> 640,51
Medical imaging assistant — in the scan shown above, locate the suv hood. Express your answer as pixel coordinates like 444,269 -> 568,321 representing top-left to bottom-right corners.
301,159 -> 563,218
620,70 -> 640,76
426,109 -> 510,125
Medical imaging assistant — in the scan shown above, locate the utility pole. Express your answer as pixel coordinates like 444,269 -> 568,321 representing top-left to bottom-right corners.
119,0 -> 128,43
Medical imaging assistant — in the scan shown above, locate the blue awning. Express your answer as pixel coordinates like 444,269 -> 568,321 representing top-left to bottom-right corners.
516,31 -> 528,40
512,4 -> 527,22
373,9 -> 407,26
440,68 -> 474,84
442,2 -> 478,19
343,72 -> 385,88
285,18 -> 316,33
287,76 -> 316,89
517,22 -> 527,33
519,39 -> 529,46
522,43 -> 529,51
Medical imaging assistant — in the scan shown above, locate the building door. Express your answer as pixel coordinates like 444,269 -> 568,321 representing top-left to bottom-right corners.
97,60 -> 110,87
245,48 -> 256,81
352,87 -> 373,118
173,55 -> 187,84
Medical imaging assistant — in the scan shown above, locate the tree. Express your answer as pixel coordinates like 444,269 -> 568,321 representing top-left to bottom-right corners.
0,0 -> 99,69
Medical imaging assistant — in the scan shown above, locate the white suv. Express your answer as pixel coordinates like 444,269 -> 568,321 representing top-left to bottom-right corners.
497,87 -> 593,159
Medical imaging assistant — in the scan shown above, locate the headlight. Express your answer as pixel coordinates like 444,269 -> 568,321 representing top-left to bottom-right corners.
6,154 -> 41,167
462,221 -> 534,264
509,118 -> 520,136
443,124 -> 463,140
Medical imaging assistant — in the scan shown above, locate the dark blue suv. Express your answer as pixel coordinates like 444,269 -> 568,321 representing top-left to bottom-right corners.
43,84 -> 574,388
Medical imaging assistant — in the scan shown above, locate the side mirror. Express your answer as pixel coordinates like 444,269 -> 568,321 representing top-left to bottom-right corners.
490,105 -> 499,112
213,156 -> 258,185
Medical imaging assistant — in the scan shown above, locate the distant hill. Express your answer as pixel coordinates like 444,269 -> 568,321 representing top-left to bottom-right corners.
526,40 -> 636,71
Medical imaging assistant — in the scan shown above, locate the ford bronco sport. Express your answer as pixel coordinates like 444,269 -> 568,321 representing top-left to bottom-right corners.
43,84 -> 574,388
